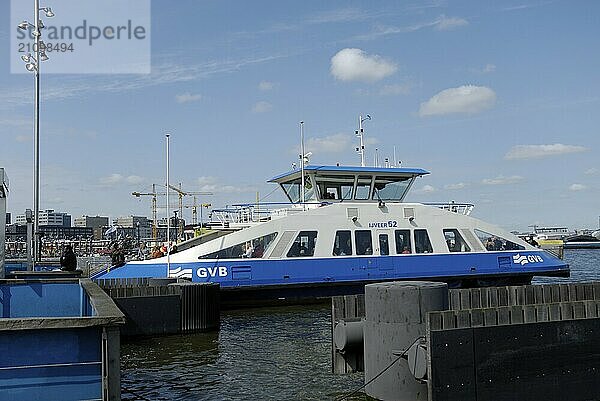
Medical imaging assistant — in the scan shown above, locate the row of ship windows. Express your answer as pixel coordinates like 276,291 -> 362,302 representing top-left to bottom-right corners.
200,228 -> 525,259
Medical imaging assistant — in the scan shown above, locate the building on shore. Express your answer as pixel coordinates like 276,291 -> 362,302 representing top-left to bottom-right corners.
75,215 -> 109,240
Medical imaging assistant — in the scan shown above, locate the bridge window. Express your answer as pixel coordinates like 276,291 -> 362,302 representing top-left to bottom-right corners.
355,176 -> 372,200
372,176 -> 413,201
199,232 -> 278,259
333,230 -> 352,256
414,229 -> 433,254
395,230 -> 412,254
474,229 -> 525,251
443,229 -> 471,252
287,231 -> 318,257
281,177 -> 316,203
315,175 -> 355,201
355,230 -> 373,255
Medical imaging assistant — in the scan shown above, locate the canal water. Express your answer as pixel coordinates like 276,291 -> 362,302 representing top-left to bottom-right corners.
121,250 -> 599,401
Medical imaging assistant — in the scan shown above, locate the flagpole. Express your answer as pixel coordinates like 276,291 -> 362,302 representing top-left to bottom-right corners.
166,134 -> 170,277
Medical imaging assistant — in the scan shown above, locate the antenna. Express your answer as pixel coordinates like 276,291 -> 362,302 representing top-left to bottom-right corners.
300,121 -> 306,211
356,114 -> 371,167
393,146 -> 397,167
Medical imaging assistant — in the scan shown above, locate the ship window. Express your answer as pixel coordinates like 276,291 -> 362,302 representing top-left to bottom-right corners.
443,229 -> 471,252
474,229 -> 525,251
355,230 -> 373,255
315,175 -> 355,201
395,230 -> 412,254
333,230 -> 352,256
199,232 -> 278,259
355,176 -> 372,200
281,177 -> 316,203
287,231 -> 318,257
414,230 -> 433,254
372,176 -> 413,201
379,234 -> 390,256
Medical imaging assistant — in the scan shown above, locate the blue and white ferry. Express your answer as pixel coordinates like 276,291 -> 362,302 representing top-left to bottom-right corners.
94,164 -> 569,305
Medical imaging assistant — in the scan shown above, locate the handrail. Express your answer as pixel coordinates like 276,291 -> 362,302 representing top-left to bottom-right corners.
423,202 -> 474,216
0,360 -> 102,371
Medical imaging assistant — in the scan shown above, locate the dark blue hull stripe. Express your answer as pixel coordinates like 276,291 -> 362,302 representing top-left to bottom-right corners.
94,251 -> 569,289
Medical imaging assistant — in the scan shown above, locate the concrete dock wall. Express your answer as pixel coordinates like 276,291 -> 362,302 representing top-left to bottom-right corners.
96,278 -> 220,336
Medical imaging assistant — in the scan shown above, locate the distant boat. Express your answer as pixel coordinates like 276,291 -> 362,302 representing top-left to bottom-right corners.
563,234 -> 600,249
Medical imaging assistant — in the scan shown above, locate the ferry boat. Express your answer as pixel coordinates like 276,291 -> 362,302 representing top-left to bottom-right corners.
93,165 -> 570,305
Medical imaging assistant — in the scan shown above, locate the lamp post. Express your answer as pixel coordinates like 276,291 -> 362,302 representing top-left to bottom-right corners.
17,2 -> 54,269
136,221 -> 140,242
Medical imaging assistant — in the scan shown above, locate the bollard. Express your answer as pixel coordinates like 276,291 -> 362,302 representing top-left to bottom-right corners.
333,318 -> 364,351
364,281 -> 448,401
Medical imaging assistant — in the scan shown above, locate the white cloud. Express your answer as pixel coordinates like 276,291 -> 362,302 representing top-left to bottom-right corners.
175,93 -> 202,103
419,85 -> 496,116
303,133 -> 352,154
330,48 -> 397,82
196,176 -> 253,193
0,54 -> 290,110
483,63 -> 496,73
126,175 -> 145,185
99,174 -> 144,185
482,175 -> 524,185
100,174 -> 124,185
379,83 -> 411,96
504,144 -> 587,160
569,184 -> 587,191
444,182 -> 467,190
252,101 -> 273,113
434,15 -> 469,31
584,168 -> 598,175
414,184 -> 436,193
258,81 -> 276,91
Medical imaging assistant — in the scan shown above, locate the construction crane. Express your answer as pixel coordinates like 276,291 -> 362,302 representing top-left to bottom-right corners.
168,183 -> 212,229
132,184 -> 158,240
133,183 -> 212,242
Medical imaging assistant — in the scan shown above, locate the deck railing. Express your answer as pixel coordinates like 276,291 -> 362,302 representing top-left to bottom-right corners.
209,201 -> 475,227
424,202 -> 474,215
210,202 -> 320,227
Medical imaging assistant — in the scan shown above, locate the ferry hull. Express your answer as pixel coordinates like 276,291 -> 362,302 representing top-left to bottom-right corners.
93,250 -> 569,306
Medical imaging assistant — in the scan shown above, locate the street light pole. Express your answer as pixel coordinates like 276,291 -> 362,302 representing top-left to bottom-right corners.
32,0 -> 41,267
19,1 -> 54,268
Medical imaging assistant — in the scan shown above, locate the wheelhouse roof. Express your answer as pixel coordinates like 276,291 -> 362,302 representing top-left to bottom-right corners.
268,165 -> 430,183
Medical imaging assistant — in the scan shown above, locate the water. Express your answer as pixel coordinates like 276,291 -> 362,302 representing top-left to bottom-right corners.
121,250 -> 599,401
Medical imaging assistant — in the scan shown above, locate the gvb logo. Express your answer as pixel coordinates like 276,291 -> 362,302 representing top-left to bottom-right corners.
197,266 -> 228,278
512,254 -> 544,266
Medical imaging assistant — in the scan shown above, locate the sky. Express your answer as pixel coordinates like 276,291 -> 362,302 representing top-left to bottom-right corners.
1,0 -> 599,232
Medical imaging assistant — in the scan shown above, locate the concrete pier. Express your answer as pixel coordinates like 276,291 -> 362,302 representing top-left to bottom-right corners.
364,282 -> 448,401
332,281 -> 600,401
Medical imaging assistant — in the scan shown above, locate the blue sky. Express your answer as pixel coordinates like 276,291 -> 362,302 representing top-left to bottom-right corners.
1,0 -> 599,232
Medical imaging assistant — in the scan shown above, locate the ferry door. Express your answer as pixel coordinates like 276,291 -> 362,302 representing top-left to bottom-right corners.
376,230 -> 393,271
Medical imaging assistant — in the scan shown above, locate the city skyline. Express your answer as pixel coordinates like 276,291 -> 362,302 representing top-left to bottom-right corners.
1,0 -> 599,232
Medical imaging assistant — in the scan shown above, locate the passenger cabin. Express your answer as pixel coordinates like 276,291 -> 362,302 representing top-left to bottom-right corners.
268,165 -> 430,204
